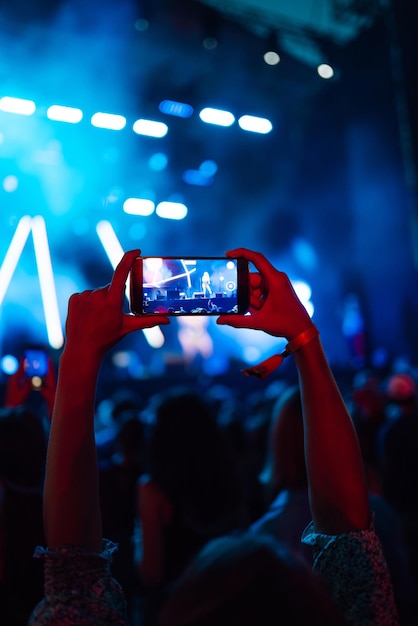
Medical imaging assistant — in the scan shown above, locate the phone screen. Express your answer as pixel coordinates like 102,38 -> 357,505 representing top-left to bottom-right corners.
23,349 -> 49,378
130,256 -> 249,316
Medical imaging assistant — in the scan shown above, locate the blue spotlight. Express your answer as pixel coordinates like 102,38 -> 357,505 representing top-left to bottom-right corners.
182,170 -> 213,186
148,153 -> 168,171
159,100 -> 194,118
199,160 -> 218,176
0,355 -> 18,375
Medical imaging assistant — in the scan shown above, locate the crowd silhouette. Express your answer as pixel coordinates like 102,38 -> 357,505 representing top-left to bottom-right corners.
0,248 -> 417,624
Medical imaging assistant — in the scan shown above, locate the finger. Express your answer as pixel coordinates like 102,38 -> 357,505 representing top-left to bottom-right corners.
108,249 -> 140,302
226,248 -> 276,276
249,272 -> 263,289
67,291 -> 84,313
122,315 -> 170,334
217,315 -> 250,329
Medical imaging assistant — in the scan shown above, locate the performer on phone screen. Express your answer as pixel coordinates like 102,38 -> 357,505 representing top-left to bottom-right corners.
201,271 -> 212,297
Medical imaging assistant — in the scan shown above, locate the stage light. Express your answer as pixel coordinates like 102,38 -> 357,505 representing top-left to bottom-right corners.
238,115 -> 273,134
0,216 -> 32,307
0,354 -> 18,375
91,112 -> 127,130
133,119 -> 168,138
159,100 -> 194,118
134,18 -> 149,32
123,198 -> 155,216
47,105 -> 83,123
243,345 -> 263,364
148,152 -> 168,171
156,201 -> 188,220
292,238 -> 317,269
317,63 -> 334,79
96,220 -> 165,348
0,96 -> 36,116
31,216 -> 64,349
199,108 -> 235,127
182,170 -> 212,186
202,37 -> 218,50
142,326 -> 165,348
96,220 -> 127,278
0,216 -> 63,349
3,175 -> 19,192
292,280 -> 314,317
129,222 -> 148,242
264,51 -> 280,65
199,160 -> 218,176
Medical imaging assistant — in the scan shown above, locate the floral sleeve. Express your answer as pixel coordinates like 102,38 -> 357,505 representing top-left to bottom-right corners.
302,520 -> 400,626
28,539 -> 129,626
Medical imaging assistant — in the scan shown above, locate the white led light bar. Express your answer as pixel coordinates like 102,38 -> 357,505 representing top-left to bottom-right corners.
0,216 -> 64,349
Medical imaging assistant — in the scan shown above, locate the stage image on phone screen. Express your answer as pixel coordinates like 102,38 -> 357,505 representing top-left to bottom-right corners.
23,349 -> 49,378
130,257 -> 249,316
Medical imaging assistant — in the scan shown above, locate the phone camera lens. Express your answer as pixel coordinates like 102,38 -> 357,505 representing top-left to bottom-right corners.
31,376 -> 43,389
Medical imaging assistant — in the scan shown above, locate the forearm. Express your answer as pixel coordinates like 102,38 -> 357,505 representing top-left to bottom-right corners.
43,347 -> 103,551
294,336 -> 370,534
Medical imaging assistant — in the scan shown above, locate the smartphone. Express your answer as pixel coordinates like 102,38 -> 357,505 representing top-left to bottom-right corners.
23,348 -> 49,379
130,256 -> 249,316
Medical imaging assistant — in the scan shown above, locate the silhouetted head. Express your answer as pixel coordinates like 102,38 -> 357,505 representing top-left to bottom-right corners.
158,532 -> 346,626
0,406 -> 47,487
262,386 -> 307,502
147,387 -> 247,532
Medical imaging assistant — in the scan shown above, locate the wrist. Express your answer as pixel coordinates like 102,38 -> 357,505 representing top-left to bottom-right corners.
241,324 -> 319,380
285,324 -> 319,354
59,345 -> 103,377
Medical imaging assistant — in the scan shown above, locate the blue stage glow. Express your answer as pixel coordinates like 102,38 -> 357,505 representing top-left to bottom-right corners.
182,169 -> 213,186
148,152 -> 168,171
199,160 -> 218,176
292,280 -> 314,318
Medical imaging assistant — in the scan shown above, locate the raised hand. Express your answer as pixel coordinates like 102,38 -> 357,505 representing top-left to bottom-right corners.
64,249 -> 169,360
217,248 -> 312,340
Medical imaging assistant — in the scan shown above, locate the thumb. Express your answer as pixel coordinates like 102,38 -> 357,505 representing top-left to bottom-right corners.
123,315 -> 170,333
217,315 -> 247,329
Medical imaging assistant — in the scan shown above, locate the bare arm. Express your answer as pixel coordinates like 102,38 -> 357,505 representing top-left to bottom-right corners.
218,248 -> 369,534
294,337 -> 369,532
43,250 -> 169,551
